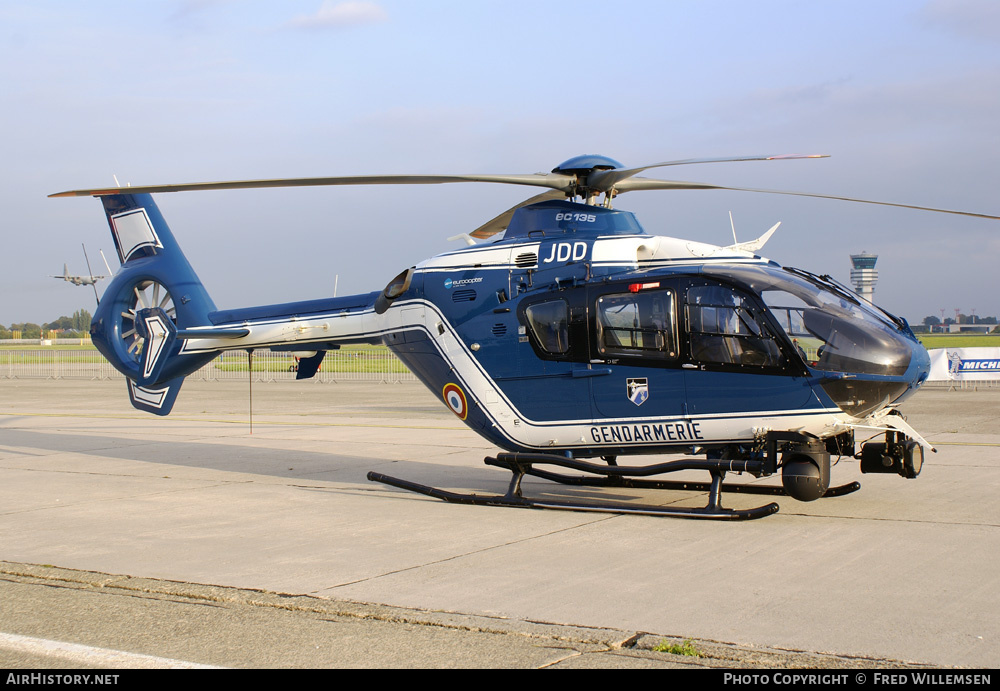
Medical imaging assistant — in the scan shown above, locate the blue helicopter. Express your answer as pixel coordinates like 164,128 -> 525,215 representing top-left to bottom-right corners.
51,154 -> 999,520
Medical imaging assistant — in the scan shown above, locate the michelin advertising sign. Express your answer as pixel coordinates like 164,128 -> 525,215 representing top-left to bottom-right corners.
928,348 -> 1000,382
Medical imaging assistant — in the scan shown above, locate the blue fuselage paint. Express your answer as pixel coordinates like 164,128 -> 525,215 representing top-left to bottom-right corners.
376,200 -> 929,456
88,195 -> 929,444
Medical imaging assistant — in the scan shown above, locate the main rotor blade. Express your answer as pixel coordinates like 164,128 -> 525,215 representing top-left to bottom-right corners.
614,177 -> 1000,221
587,154 -> 829,192
81,243 -> 95,276
49,172 -> 577,198
469,190 -> 566,239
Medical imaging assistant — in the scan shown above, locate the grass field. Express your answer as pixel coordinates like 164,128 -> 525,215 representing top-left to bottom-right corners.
0,342 -> 97,351
0,343 -> 409,375
917,334 -> 1000,349
6,333 -> 1000,353
214,348 -> 409,374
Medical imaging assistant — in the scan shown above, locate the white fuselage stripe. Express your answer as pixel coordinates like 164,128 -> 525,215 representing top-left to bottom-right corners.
179,298 -> 845,449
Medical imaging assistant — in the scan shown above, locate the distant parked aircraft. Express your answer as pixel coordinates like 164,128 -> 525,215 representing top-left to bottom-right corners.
51,244 -> 114,304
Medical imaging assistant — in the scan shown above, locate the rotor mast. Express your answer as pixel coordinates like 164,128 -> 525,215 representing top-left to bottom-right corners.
550,155 -> 624,208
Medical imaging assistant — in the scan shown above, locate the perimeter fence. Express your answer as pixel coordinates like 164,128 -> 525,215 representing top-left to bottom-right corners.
923,379 -> 1000,390
0,348 -> 415,384
4,348 -> 998,389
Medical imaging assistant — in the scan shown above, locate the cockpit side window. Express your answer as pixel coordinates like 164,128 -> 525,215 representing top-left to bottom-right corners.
596,289 -> 677,360
761,291 -> 815,365
699,264 -> 913,377
686,284 -> 785,368
760,286 -> 910,375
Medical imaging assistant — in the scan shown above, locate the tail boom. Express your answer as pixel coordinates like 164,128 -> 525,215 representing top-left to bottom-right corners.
74,191 -> 389,414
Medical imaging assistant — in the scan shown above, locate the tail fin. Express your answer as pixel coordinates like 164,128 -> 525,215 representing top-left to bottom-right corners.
89,193 -> 219,415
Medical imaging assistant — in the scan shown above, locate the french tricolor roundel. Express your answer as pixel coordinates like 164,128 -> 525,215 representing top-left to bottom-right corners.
442,383 -> 468,420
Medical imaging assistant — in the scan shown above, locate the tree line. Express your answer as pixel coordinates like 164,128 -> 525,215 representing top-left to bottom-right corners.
1,309 -> 92,339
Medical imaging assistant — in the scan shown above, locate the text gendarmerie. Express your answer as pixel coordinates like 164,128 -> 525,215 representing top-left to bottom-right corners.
590,421 -> 703,445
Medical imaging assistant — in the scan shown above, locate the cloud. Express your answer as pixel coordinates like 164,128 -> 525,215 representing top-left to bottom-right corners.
171,0 -> 231,14
920,0 -> 1000,43
287,1 -> 388,30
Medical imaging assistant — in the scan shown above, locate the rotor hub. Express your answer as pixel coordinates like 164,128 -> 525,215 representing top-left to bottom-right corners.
551,155 -> 623,175
552,155 -> 624,205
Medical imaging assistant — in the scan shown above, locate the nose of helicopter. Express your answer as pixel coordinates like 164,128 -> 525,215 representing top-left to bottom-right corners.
892,333 -> 931,405
814,326 -> 930,419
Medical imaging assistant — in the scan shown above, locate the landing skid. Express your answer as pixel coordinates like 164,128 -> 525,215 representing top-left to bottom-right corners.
492,456 -> 861,499
366,451 -> 860,520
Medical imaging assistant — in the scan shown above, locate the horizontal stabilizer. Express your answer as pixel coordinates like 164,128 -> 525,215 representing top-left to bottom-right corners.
177,328 -> 251,340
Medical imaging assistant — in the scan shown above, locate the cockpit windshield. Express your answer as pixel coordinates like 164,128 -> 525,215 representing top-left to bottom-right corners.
702,265 -> 912,377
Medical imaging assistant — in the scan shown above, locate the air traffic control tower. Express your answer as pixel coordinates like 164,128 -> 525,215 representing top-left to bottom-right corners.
850,252 -> 878,303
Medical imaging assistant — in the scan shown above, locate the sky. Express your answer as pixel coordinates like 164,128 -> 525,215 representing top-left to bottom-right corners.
2,0 -> 998,326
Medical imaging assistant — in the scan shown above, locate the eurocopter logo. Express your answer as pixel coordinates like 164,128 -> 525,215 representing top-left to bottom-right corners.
627,378 -> 649,406
949,351 -> 1000,373
444,277 -> 484,290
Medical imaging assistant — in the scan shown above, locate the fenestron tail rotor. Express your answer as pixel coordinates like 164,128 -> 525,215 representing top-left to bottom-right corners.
119,280 -> 176,364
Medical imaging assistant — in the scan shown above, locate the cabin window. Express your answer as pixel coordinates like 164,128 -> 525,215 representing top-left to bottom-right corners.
596,289 -> 677,360
524,299 -> 570,354
686,284 -> 784,368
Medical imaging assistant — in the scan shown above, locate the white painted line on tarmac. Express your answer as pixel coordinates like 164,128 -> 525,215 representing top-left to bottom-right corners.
0,631 -> 224,669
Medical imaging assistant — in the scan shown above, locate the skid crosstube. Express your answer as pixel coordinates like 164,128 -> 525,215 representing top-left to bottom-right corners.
486,454 -> 861,499
367,451 -> 792,520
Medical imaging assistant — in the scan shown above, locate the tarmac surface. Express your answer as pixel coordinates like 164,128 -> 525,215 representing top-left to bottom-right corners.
0,378 -> 998,669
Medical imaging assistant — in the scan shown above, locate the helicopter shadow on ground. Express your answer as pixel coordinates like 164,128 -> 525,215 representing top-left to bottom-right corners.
0,420 -> 783,516
6,380 -> 991,519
